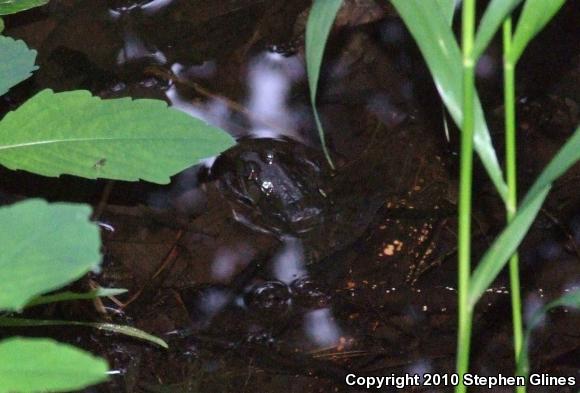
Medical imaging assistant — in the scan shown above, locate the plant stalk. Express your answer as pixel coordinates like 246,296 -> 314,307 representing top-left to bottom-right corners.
456,1 -> 476,392
503,18 -> 526,393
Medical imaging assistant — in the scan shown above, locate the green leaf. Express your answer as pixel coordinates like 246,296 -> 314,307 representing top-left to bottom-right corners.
510,0 -> 567,62
390,0 -> 508,202
473,0 -> 523,60
469,125 -> 580,306
0,199 -> 101,311
0,317 -> 169,348
521,125 -> 580,208
468,186 -> 550,306
0,35 -> 38,95
0,337 -> 108,393
305,0 -> 342,169
0,89 -> 235,184
518,290 -> 580,375
0,0 -> 48,15
0,18 -> 4,33
435,0 -> 458,25
26,288 -> 128,308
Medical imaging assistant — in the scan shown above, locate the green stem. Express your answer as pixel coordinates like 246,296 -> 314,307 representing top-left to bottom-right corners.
312,107 -> 335,170
503,19 -> 526,393
456,1 -> 476,392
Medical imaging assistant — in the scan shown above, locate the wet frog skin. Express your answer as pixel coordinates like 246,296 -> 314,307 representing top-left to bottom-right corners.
212,137 -> 334,238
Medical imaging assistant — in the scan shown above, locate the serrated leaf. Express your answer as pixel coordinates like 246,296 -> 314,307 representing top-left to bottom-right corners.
0,317 -> 169,348
0,199 -> 101,311
0,337 -> 108,393
0,0 -> 48,15
0,35 -> 38,95
0,89 -> 235,183
26,288 -> 128,307
305,0 -> 342,169
390,0 -> 508,201
473,0 -> 523,60
510,0 -> 567,62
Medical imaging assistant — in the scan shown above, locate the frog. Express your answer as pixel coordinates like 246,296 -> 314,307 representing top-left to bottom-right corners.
210,135 -> 415,265
211,137 -> 334,239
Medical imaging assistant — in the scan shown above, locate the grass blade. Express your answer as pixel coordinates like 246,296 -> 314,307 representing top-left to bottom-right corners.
305,0 -> 342,169
473,0 -> 523,60
0,316 -> 168,348
510,0 -> 567,62
391,0 -> 508,201
436,0 -> 458,25
469,186 -> 549,307
25,288 -> 128,308
469,125 -> 579,306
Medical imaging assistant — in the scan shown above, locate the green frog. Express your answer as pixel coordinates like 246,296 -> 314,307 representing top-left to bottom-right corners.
211,136 -> 414,263
211,138 -> 334,238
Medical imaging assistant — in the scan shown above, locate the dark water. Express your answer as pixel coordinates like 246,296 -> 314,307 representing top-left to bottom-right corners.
2,1 -> 580,392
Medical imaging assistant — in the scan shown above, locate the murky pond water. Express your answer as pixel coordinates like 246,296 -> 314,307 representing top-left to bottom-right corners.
2,1 -> 580,392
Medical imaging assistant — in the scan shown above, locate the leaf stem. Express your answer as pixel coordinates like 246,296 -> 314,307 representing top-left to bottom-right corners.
456,1 -> 476,392
503,18 -> 526,393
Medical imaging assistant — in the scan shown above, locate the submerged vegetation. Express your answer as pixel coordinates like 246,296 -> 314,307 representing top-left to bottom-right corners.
0,0 -> 579,392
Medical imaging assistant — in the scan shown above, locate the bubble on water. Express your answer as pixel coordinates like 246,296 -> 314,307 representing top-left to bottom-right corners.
290,277 -> 331,309
245,281 -> 292,317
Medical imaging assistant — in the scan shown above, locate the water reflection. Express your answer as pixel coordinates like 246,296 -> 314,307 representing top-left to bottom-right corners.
108,0 -> 174,15
8,1 -> 577,390
188,286 -> 230,329
109,3 -> 169,66
272,236 -> 307,284
303,308 -> 341,347
115,28 -> 167,66
246,52 -> 305,142
211,244 -> 253,282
